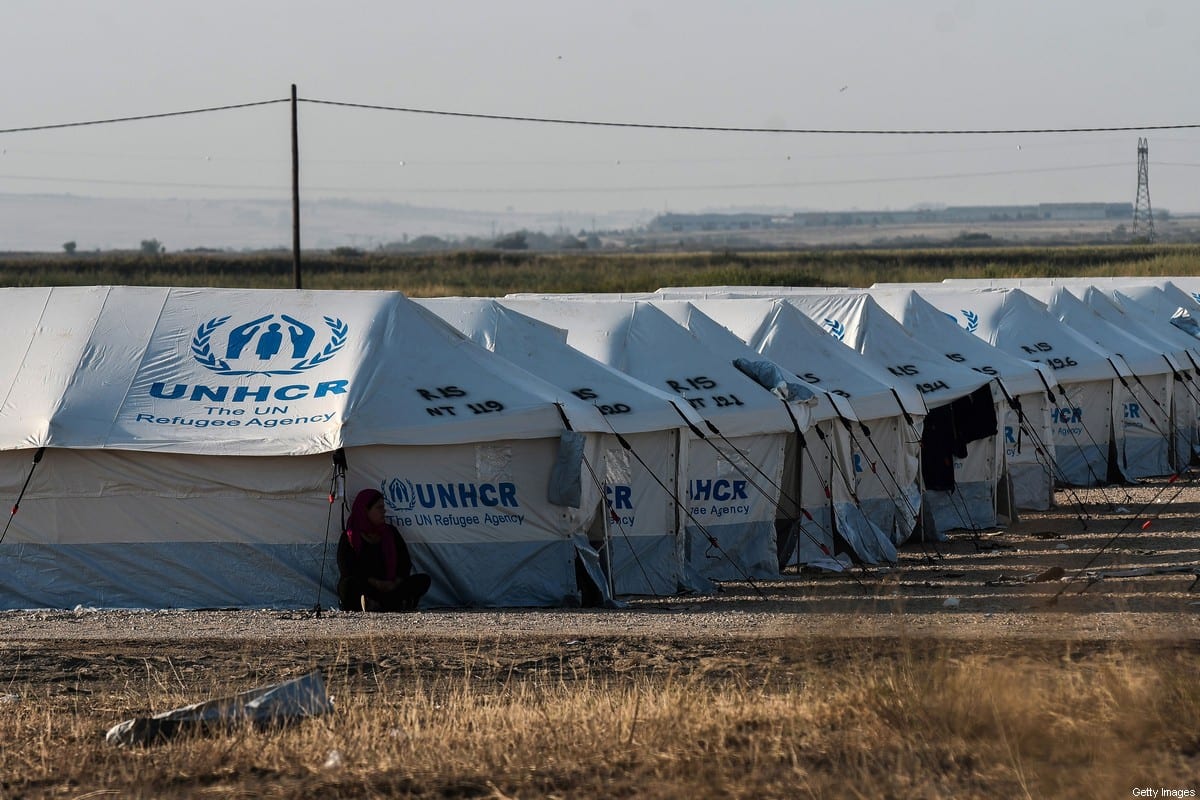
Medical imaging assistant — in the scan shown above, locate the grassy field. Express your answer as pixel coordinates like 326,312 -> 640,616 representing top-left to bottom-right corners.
4,636 -> 1199,798
1,243 -> 1199,294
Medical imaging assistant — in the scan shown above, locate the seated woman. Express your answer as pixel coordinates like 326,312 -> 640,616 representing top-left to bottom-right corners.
337,488 -> 432,612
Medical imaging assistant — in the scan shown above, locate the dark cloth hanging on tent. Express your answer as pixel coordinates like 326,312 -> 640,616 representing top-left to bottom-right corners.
921,385 -> 998,492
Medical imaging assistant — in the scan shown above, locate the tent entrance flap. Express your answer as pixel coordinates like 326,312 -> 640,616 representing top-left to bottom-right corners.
548,431 -> 586,508
573,537 -> 616,608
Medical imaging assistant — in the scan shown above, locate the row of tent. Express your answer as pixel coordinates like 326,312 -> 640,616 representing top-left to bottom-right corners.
2,278 -> 1199,609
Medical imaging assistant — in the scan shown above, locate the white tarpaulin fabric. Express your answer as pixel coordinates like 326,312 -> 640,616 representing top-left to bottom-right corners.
940,276 -> 1200,472
650,299 -> 901,564
0,287 -> 624,610
868,287 -> 1058,511
417,297 -> 702,597
0,287 -> 610,451
657,296 -> 918,562
740,291 -> 1002,536
500,297 -> 814,580
1022,286 -> 1175,479
106,670 -> 332,746
346,440 -> 604,608
912,287 -> 1122,487
653,286 -> 1007,538
0,448 -> 332,609
1085,285 -> 1200,463
939,277 -> 1200,472
1154,278 -> 1200,306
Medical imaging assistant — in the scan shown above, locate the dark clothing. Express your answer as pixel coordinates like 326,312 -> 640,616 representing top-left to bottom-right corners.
336,527 -> 431,611
921,384 -> 998,492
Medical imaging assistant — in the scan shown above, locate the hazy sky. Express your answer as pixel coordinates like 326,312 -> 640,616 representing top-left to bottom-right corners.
4,0 -> 1200,216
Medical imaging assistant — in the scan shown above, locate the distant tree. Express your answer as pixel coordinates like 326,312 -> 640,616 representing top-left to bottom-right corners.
62,241 -> 76,254
408,235 -> 448,250
331,246 -> 364,257
493,231 -> 528,250
140,238 -> 164,255
953,231 -> 993,244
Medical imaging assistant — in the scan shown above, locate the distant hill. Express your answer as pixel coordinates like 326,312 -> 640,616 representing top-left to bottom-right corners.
6,192 -> 1195,253
0,193 -> 652,252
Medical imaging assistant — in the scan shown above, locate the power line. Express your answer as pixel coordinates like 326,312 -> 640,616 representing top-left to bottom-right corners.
0,93 -> 1175,198
298,97 -> 1200,136
1,93 -> 1194,139
0,99 -> 289,135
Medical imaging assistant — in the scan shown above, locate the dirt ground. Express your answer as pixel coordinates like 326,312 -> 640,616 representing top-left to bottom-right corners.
2,477 -> 1198,684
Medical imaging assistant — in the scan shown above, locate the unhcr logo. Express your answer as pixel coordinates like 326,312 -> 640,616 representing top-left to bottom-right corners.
381,477 -> 520,511
823,318 -> 846,341
383,478 -> 419,512
960,309 -> 979,334
192,313 -> 348,377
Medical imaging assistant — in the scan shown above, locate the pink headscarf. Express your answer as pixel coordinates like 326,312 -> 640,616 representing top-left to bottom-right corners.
346,489 -> 398,580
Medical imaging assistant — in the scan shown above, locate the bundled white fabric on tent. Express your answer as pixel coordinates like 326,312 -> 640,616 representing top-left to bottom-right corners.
417,297 -> 705,597
868,287 -> 1059,512
500,296 -> 817,581
911,286 -> 1126,486
0,287 -> 617,610
659,296 -> 923,563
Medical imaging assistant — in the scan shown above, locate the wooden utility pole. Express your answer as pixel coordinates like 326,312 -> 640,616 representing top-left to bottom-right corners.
291,83 -> 302,289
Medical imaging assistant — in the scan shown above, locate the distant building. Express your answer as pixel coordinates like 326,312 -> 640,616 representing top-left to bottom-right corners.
646,202 -> 1146,232
654,212 -> 775,232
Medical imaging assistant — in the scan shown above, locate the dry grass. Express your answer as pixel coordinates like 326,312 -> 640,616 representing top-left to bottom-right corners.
3,638 -> 1197,798
0,243 -> 1199,294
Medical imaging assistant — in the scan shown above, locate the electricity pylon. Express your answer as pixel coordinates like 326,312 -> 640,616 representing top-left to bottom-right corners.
1132,137 -> 1155,242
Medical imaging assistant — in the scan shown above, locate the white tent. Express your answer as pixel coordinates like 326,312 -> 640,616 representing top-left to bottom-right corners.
651,296 -> 922,563
754,291 -> 1002,536
1014,286 -> 1177,478
0,286 -> 618,610
867,287 -> 1059,511
1158,278 -> 1200,310
416,297 -> 704,596
1108,281 -> 1200,344
1077,285 -> 1200,465
654,287 -> 1003,537
646,298 -> 899,566
940,276 -> 1200,466
500,296 -> 816,580
910,286 -> 1127,487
